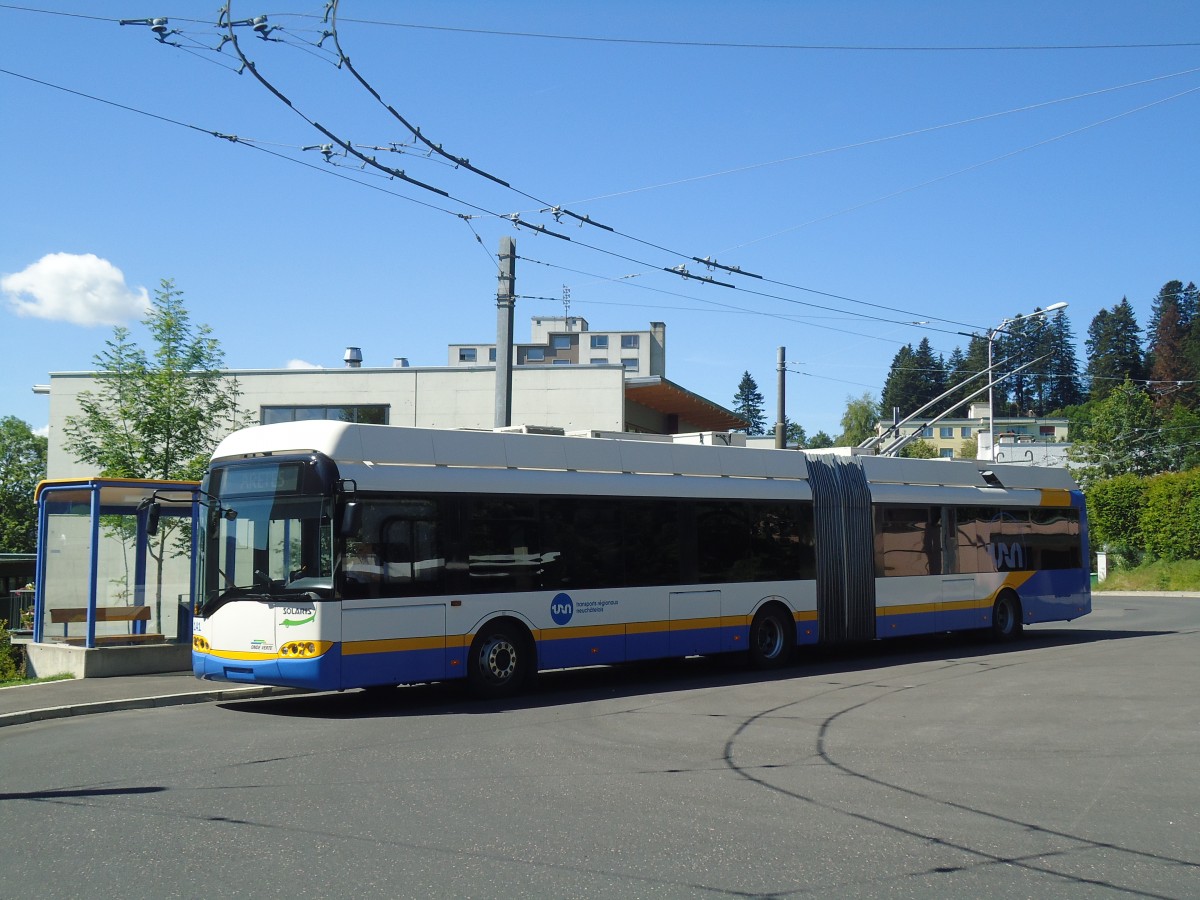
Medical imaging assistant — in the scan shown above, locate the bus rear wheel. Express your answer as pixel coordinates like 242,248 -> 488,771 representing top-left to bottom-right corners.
467,621 -> 531,698
991,591 -> 1024,641
748,604 -> 795,669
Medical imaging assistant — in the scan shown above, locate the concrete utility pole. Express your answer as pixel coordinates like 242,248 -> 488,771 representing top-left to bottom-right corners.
775,346 -> 786,449
494,236 -> 516,428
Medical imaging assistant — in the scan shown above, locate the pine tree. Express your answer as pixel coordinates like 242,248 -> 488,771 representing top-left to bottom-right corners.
731,371 -> 766,435
1147,280 -> 1194,408
1046,309 -> 1084,411
880,344 -> 919,421
1085,299 -> 1144,401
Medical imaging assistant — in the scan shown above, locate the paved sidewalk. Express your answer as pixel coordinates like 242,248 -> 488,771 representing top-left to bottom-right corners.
0,671 -> 300,728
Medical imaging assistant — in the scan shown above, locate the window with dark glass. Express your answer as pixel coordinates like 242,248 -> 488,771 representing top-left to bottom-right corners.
261,405 -> 388,425
875,506 -> 942,576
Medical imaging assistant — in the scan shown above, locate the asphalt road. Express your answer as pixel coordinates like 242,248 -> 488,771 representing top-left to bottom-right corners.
2,594 -> 1197,899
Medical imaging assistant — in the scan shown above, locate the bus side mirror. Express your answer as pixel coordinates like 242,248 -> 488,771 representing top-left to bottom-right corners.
339,501 -> 361,538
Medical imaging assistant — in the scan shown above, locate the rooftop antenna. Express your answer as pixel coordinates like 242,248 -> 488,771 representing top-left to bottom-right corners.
562,285 -> 571,319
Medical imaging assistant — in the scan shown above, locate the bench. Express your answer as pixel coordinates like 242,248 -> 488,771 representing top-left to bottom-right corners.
49,606 -> 162,645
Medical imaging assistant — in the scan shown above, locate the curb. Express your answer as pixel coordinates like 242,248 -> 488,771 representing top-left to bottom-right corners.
0,685 -> 304,729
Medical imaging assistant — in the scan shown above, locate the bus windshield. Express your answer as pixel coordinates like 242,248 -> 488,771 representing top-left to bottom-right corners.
197,462 -> 335,615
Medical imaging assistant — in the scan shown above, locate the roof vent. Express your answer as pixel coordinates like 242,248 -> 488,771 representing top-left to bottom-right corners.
392,357 -> 410,368
343,347 -> 363,368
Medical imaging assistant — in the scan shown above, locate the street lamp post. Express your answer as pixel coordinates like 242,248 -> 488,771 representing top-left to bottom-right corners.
987,302 -> 1068,461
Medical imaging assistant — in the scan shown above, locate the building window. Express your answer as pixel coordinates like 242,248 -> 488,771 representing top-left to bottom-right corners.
591,357 -> 608,365
458,348 -> 477,363
960,427 -> 972,438
552,359 -> 571,365
262,405 -> 388,426
488,348 -> 497,362
526,348 -> 545,361
621,335 -> 639,349
940,449 -> 954,458
939,427 -> 954,439
551,335 -> 571,350
921,427 -> 933,438
1040,426 -> 1056,436
622,358 -> 639,370
590,335 -> 608,350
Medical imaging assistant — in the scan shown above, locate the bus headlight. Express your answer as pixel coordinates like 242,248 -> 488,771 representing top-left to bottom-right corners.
279,640 -> 332,659
193,636 -> 211,652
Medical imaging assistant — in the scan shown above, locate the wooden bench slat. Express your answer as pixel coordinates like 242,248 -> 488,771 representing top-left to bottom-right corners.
50,606 -> 152,624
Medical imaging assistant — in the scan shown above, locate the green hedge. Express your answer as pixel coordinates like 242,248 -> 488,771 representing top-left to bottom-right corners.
1087,467 -> 1200,564
1142,469 -> 1200,561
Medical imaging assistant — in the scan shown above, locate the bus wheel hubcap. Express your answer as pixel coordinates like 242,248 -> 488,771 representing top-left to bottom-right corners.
756,619 -> 783,658
482,638 -> 517,681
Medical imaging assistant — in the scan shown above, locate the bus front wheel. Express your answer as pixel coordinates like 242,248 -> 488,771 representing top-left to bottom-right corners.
748,603 -> 795,669
467,621 -> 532,698
991,591 -> 1024,642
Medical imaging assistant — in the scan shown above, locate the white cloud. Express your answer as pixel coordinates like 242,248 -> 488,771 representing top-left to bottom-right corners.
33,425 -> 49,438
285,359 -> 323,369
1,253 -> 150,326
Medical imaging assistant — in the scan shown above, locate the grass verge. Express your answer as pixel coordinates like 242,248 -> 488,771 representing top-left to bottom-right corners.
1094,558 -> 1200,592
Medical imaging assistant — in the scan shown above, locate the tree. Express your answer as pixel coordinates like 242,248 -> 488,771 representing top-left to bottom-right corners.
1085,299 -> 1144,402
900,439 -> 938,459
880,339 -> 945,422
1045,309 -> 1085,412
1069,379 -> 1167,484
0,417 -> 47,553
1146,280 -> 1194,409
782,418 -> 807,448
838,392 -> 879,446
63,279 -> 251,603
731,371 -> 766,435
807,431 -> 835,449
64,279 -> 249,481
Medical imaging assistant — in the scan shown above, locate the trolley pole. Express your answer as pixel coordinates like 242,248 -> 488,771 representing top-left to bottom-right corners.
775,346 -> 786,449
494,236 -> 516,428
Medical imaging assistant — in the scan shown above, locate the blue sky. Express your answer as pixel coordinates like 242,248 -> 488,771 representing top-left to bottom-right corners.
2,1 -> 1197,439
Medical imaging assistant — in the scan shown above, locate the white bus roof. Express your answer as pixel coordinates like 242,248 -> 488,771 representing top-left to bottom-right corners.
210,421 -> 1080,492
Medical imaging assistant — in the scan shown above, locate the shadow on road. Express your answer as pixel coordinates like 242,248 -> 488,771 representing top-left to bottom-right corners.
217,625 -> 1172,722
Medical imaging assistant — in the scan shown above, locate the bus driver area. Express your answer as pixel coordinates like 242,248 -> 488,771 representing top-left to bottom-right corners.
189,421 -> 1090,696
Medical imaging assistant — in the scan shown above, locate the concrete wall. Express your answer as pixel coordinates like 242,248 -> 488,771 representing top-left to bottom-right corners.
46,365 -> 628,479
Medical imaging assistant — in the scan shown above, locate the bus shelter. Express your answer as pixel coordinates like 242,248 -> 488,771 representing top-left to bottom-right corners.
32,479 -> 200,649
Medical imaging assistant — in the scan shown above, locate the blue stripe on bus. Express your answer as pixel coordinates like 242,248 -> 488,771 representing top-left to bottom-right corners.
193,646 -> 343,689
194,614 -> 826,691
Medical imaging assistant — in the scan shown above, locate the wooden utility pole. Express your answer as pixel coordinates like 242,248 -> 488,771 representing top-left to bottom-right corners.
494,236 -> 516,428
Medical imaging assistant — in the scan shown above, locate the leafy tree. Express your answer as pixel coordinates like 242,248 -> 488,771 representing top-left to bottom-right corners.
838,392 -> 879,446
959,436 -> 979,459
1085,299 -> 1144,402
731,371 -> 766,435
1069,379 -> 1167,484
0,417 -> 47,553
64,279 -> 249,481
782,418 -> 807,448
900,438 -> 938,459
807,431 -> 835,449
63,279 -> 251,602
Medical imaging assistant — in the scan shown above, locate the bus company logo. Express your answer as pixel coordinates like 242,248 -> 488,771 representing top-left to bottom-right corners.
986,541 -> 1025,571
550,592 -> 574,626
249,638 -> 275,652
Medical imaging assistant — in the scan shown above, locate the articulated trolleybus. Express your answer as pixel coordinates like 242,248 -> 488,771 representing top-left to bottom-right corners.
191,421 -> 1090,696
